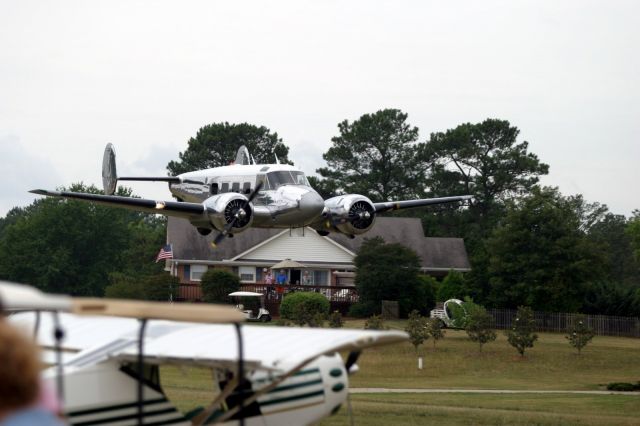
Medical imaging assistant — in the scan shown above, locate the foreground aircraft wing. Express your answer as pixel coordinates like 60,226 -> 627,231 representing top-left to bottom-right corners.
373,195 -> 473,213
114,323 -> 407,372
11,312 -> 407,372
29,189 -> 205,219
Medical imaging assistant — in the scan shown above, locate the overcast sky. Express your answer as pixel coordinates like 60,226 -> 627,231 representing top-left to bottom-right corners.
1,0 -> 638,218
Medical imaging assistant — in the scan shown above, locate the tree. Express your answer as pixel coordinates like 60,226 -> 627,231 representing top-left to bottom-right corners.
437,270 -> 467,302
167,122 -> 290,175
465,306 -> 497,352
506,306 -> 538,357
364,314 -> 386,330
426,317 -> 445,348
0,184 -> 165,296
487,187 -> 605,311
200,269 -> 240,304
354,237 -> 424,316
424,118 -> 549,221
405,310 -> 428,354
627,211 -> 640,261
566,314 -> 595,354
317,109 -> 426,201
417,119 -> 550,305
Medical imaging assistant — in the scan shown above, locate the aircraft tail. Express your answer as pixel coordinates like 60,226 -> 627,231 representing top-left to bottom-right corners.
101,144 -> 181,195
102,143 -> 118,195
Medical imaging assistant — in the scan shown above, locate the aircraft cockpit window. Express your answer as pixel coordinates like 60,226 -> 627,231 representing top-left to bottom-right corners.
231,182 -> 240,193
243,182 -> 251,194
211,183 -> 219,195
221,183 -> 229,193
266,171 -> 309,189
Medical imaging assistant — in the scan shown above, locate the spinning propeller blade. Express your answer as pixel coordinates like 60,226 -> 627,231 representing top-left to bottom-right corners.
212,181 -> 264,247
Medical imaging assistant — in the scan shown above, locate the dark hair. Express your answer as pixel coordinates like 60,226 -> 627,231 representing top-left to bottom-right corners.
0,321 -> 41,412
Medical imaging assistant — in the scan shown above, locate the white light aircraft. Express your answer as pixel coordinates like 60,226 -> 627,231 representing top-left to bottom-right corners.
31,144 -> 472,245
1,281 -> 408,425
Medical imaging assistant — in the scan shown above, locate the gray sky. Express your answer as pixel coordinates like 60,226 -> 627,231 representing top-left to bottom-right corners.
1,0 -> 638,217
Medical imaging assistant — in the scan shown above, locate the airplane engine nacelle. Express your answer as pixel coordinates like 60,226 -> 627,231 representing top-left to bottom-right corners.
324,194 -> 376,235
203,193 -> 254,233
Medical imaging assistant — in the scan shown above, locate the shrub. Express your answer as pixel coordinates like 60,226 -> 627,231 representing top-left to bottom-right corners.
142,274 -> 180,301
200,269 -> 240,304
506,306 -> 538,357
329,311 -> 344,328
426,317 -> 445,348
280,292 -> 330,326
104,272 -> 179,301
566,314 -> 595,354
348,301 -> 378,318
364,314 -> 386,330
606,382 -> 640,392
465,305 -> 496,352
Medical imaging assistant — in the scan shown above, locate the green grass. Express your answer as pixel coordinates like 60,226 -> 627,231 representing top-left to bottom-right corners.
346,322 -> 640,390
319,393 -> 640,426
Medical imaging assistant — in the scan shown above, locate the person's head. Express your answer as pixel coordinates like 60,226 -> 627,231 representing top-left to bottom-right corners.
0,321 -> 41,416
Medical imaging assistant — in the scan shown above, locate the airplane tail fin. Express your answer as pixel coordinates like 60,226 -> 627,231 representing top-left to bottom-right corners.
102,144 -> 181,195
102,143 -> 118,195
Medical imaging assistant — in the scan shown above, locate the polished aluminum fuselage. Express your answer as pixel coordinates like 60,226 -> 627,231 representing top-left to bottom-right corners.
170,163 -> 326,228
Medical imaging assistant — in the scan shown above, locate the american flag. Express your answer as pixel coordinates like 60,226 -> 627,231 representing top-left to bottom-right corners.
155,244 -> 173,262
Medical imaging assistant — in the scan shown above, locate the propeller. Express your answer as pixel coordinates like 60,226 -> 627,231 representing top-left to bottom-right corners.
344,350 -> 361,374
212,181 -> 263,247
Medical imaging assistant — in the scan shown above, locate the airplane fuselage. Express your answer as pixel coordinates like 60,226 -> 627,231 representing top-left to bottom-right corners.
171,163 -> 326,228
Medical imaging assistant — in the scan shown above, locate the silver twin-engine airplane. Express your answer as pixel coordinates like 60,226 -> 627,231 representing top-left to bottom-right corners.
31,144 -> 472,245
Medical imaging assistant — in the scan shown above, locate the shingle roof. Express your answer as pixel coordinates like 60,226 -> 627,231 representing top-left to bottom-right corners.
167,216 -> 470,270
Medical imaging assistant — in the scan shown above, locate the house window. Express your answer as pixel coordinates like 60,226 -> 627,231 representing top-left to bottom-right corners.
190,265 -> 208,281
313,270 -> 329,286
239,266 -> 256,283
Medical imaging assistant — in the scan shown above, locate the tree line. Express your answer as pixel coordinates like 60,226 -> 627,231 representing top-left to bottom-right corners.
0,114 -> 638,316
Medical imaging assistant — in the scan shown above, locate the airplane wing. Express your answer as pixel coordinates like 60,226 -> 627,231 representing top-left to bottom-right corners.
373,195 -> 473,213
29,189 -> 205,219
10,312 -> 406,372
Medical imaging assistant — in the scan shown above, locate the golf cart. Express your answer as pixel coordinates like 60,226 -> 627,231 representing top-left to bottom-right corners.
229,291 -> 271,322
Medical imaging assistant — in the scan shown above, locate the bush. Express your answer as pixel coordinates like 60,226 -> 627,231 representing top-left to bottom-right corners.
280,292 -> 330,326
348,301 -> 378,318
506,306 -> 538,357
566,314 -> 595,354
606,382 -> 640,392
200,269 -> 240,304
143,274 -> 180,301
104,272 -> 179,301
364,314 -> 386,330
329,311 -> 344,328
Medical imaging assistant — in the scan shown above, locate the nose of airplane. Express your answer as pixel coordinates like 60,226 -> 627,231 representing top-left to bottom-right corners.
299,190 -> 325,217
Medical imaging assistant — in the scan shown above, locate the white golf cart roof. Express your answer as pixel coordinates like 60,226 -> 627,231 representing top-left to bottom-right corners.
229,291 -> 264,297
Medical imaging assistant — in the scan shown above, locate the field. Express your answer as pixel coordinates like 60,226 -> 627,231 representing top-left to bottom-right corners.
160,321 -> 640,425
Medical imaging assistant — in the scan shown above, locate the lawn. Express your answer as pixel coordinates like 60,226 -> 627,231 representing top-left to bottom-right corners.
346,321 -> 640,390
318,393 -> 640,426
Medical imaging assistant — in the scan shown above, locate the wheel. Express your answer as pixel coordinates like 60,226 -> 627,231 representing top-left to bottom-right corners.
260,315 -> 271,322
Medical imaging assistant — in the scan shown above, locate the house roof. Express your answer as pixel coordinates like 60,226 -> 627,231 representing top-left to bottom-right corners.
167,216 -> 470,271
